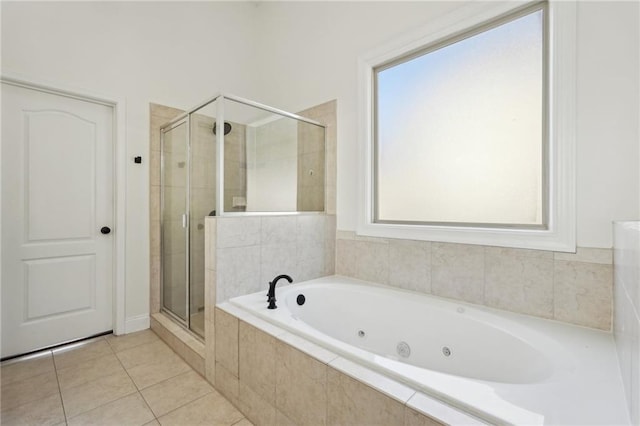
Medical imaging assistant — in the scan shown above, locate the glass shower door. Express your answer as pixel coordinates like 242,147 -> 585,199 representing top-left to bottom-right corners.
188,111 -> 216,337
161,120 -> 189,323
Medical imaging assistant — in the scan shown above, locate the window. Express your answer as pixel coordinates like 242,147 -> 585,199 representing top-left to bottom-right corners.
376,5 -> 545,227
358,1 -> 576,251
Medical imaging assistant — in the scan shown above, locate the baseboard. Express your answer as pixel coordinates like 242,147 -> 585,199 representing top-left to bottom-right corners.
124,314 -> 150,334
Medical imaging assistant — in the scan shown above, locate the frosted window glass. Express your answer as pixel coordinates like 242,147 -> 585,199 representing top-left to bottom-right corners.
375,8 -> 544,226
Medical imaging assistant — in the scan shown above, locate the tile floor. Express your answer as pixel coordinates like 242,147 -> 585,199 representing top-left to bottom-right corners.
1,330 -> 252,426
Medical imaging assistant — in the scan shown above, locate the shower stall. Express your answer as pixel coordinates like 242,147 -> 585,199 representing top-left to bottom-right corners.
159,94 -> 326,337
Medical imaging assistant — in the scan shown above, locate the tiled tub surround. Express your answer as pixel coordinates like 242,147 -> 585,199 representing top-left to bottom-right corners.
227,276 -> 629,425
206,215 -> 336,304
336,231 -> 613,330
214,303 -> 481,426
614,221 -> 640,425
148,99 -> 337,397
204,214 -> 336,385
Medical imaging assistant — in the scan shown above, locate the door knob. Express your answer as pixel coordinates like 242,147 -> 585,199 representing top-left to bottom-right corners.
100,226 -> 111,235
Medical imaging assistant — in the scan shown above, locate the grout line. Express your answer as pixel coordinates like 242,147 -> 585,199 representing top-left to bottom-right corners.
138,369 -> 193,393
482,246 -> 487,305
105,330 -> 159,355
60,340 -> 135,422
51,349 -> 69,424
0,354 -> 63,419
117,338 -> 200,392
112,342 -> 144,392
136,390 -> 160,423
53,336 -> 114,372
552,255 -> 556,321
103,339 -> 169,422
153,390 -> 214,422
231,418 -> 248,426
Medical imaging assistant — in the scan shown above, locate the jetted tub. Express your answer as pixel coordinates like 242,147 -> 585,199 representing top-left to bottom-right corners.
230,275 -> 629,425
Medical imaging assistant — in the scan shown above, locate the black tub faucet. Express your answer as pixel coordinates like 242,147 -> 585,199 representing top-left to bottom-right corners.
267,274 -> 293,309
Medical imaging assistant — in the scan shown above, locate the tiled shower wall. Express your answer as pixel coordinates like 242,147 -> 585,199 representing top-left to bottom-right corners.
202,100 -> 338,384
614,221 -> 640,424
297,119 -> 325,211
203,100 -> 338,305
336,231 -> 613,330
223,120 -> 248,213
297,101 -> 337,215
150,100 -> 337,315
206,215 -> 336,303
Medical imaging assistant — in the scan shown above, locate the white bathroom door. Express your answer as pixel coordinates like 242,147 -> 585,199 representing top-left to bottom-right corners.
1,82 -> 114,358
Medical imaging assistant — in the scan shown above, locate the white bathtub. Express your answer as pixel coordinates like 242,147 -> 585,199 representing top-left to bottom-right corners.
230,275 -> 629,425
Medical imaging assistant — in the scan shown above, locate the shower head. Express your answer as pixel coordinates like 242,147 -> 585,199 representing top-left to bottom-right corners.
213,121 -> 232,136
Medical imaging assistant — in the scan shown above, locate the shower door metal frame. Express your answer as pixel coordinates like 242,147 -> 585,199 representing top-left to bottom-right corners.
159,93 -> 326,333
214,94 -> 325,214
159,117 -> 191,330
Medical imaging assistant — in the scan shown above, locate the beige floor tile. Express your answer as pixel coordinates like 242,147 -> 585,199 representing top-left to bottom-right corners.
157,391 -> 244,426
1,352 -> 55,385
116,340 -> 176,370
67,393 -> 155,426
140,370 -> 213,417
56,353 -> 125,390
2,328 -> 244,426
126,352 -> 191,390
1,370 -> 60,410
0,393 -> 65,426
53,339 -> 113,370
106,330 -> 159,353
61,368 -> 137,418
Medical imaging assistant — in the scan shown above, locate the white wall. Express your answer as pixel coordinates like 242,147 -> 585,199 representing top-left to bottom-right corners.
252,1 -> 640,248
2,1 -> 638,328
1,1 -> 258,323
576,2 -> 640,247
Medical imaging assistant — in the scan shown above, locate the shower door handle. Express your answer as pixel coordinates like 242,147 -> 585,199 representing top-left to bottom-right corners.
182,214 -> 188,229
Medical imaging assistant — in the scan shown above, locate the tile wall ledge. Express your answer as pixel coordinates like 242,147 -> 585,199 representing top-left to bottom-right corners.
217,302 -> 287,339
337,229 -> 612,262
328,356 -> 415,404
554,247 -> 613,264
215,303 -> 485,426
407,392 -> 485,426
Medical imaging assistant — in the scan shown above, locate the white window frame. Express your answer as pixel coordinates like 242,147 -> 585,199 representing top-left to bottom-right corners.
357,0 -> 576,252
